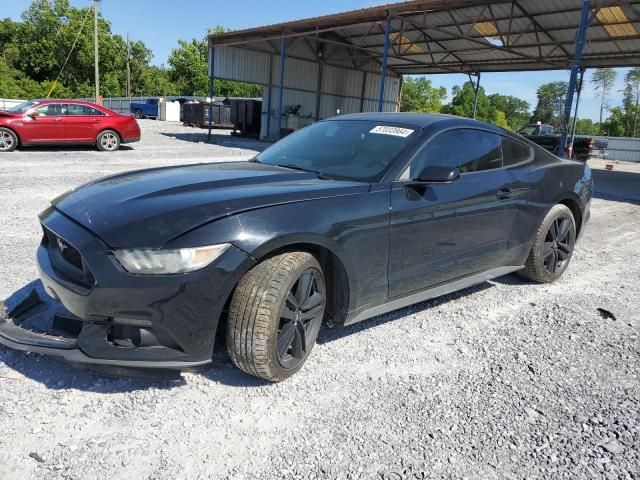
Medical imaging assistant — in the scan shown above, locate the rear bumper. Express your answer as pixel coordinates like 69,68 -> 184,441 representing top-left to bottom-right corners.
121,136 -> 140,144
0,208 -> 256,368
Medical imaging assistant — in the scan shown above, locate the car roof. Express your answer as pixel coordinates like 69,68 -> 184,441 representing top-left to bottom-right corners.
329,112 -> 502,130
32,99 -> 102,107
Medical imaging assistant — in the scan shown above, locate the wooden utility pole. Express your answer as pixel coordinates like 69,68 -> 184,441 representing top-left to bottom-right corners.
126,33 -> 131,98
94,0 -> 100,101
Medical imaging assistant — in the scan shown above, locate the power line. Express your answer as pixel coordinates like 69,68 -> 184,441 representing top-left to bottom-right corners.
94,0 -> 100,102
46,6 -> 92,98
126,33 -> 131,99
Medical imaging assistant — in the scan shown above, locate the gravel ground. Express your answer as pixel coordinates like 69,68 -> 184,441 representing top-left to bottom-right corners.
0,121 -> 638,480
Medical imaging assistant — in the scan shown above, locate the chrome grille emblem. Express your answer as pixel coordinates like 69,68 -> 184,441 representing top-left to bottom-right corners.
57,237 -> 68,254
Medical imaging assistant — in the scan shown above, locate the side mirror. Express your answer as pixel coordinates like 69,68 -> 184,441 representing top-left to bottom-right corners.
28,111 -> 40,119
407,165 -> 460,185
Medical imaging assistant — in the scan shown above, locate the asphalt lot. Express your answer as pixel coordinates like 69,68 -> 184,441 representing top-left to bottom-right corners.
0,121 -> 638,479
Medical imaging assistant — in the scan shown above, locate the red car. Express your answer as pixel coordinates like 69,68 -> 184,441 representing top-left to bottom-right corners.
0,100 -> 141,152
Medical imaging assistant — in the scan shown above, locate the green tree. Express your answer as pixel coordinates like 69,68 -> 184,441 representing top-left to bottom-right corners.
442,82 -> 490,119
441,81 -> 511,128
167,38 -> 210,96
135,66 -> 178,97
487,94 -> 530,130
624,68 -> 640,136
531,81 -> 568,128
167,28 -> 262,97
0,57 -> 50,98
603,107 -> 626,137
0,0 -> 174,99
591,68 -> 617,127
493,110 -> 509,129
399,77 -> 447,113
573,118 -> 600,136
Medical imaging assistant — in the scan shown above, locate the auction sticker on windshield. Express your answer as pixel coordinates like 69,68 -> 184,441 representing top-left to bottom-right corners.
369,125 -> 415,137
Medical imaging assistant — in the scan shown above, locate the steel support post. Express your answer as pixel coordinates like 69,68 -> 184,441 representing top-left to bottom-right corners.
207,47 -> 214,143
266,53 -> 274,138
315,62 -> 324,121
378,12 -> 391,112
278,33 -> 286,136
559,0 -> 590,157
471,72 -> 481,119
569,68 -> 586,159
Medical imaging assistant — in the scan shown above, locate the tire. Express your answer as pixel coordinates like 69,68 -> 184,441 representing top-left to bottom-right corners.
96,130 -> 121,152
519,204 -> 577,283
0,127 -> 18,152
226,252 -> 326,382
134,109 -> 143,119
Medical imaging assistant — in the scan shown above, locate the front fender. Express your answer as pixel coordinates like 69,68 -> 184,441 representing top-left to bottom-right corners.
167,190 -> 392,314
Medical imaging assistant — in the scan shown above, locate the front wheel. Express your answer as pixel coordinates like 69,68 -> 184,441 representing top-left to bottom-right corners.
519,204 -> 576,283
0,127 -> 18,152
226,252 -> 326,382
96,130 -> 121,152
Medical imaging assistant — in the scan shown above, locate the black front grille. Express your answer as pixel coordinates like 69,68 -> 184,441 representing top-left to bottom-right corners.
58,238 -> 83,270
43,228 -> 83,270
41,226 -> 95,289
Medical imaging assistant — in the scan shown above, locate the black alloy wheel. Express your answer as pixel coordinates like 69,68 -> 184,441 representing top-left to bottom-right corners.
226,251 -> 326,382
519,204 -> 577,283
277,268 -> 325,369
543,215 -> 575,275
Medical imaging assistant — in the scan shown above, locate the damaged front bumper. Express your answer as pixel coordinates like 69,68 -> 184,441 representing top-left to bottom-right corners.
0,287 -> 212,368
0,207 -> 256,369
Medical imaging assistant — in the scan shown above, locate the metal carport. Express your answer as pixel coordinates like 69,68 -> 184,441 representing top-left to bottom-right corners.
208,0 -> 640,151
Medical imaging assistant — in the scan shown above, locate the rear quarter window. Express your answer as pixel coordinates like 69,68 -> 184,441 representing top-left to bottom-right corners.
501,137 -> 533,166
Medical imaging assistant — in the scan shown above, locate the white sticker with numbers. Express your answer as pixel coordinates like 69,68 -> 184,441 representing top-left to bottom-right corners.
369,125 -> 414,137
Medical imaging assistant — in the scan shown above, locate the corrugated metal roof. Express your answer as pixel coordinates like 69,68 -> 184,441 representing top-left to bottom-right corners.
209,0 -> 640,74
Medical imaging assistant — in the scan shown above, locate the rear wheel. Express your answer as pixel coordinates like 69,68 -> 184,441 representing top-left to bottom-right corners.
0,128 -> 18,152
97,130 -> 121,152
226,252 -> 326,382
519,204 -> 576,283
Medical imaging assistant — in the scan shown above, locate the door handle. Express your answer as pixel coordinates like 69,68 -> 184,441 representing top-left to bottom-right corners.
54,117 -> 63,122
93,119 -> 101,123
496,188 -> 514,199
496,187 -> 532,199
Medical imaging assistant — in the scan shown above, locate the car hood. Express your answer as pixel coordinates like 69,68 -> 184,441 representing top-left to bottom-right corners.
52,161 -> 368,248
0,111 -> 18,118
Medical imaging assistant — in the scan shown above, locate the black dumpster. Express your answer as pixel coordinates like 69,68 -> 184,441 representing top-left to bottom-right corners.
228,99 -> 262,138
183,101 -> 232,129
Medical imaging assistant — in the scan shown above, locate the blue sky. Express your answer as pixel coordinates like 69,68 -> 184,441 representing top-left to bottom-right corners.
5,0 -> 631,121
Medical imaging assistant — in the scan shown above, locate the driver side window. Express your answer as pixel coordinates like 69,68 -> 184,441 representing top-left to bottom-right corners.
35,104 -> 66,116
405,129 -> 503,179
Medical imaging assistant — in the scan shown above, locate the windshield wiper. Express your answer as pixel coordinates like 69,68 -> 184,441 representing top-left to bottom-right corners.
276,164 -> 333,180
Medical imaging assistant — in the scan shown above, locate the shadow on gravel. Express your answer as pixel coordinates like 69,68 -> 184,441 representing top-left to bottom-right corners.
1,346 -> 186,393
199,355 -> 272,387
592,168 -> 640,205
16,145 -> 134,153
159,131 -> 269,151
1,276 -> 500,390
317,281 -> 494,345
0,280 -> 185,393
490,272 -> 534,286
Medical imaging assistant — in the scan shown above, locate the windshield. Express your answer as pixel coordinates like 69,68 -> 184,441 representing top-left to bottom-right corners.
518,125 -> 537,136
255,120 -> 419,182
7,100 -> 40,113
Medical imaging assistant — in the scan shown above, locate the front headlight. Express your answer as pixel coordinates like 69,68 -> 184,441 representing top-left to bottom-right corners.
113,244 -> 231,275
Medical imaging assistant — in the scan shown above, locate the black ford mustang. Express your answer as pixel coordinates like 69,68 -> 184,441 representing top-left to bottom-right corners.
0,113 -> 593,381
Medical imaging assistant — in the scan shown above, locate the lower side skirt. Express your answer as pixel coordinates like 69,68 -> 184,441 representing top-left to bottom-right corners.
346,265 -> 524,325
